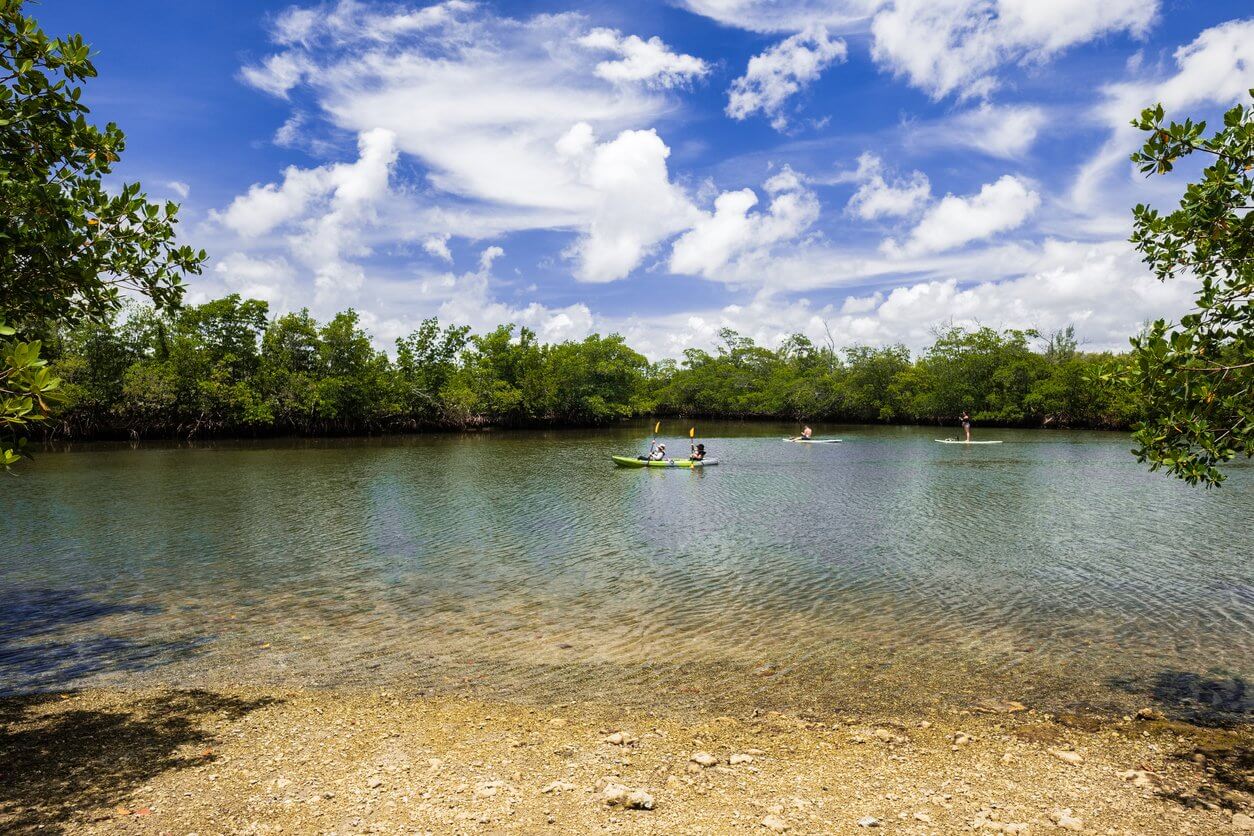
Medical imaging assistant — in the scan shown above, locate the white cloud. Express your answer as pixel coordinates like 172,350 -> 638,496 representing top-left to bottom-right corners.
683,0 -> 1158,100
240,51 -> 314,98
885,174 -> 1039,256
676,0 -> 882,34
478,245 -> 504,271
578,27 -> 709,88
923,103 -> 1047,158
1073,18 -> 1254,210
871,0 -> 1156,100
727,25 -> 847,130
423,233 -> 452,262
274,111 -> 306,148
433,244 -> 596,344
560,124 -> 701,282
619,238 -> 1195,358
166,180 -> 190,199
271,0 -> 476,46
670,166 -> 819,278
211,128 -> 399,305
213,253 -> 298,309
844,153 -> 930,219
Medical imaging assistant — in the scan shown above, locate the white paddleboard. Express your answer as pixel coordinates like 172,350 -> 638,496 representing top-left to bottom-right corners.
935,439 -> 1003,444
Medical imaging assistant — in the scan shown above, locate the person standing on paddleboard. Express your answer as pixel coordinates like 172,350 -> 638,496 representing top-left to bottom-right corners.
960,411 -> 972,442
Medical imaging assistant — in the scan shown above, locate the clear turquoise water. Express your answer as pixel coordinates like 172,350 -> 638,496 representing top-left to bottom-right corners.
3,424 -> 1251,721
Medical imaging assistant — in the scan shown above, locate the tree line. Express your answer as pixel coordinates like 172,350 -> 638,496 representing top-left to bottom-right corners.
39,294 -> 1139,440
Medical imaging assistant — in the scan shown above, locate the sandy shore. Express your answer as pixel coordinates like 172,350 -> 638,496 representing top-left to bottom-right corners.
1,688 -> 1250,834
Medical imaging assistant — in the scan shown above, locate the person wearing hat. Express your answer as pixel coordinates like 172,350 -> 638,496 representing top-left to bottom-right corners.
649,443 -> 668,461
690,443 -> 706,461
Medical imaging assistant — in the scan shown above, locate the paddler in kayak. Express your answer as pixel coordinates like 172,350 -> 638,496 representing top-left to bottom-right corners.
650,443 -> 668,461
690,443 -> 706,461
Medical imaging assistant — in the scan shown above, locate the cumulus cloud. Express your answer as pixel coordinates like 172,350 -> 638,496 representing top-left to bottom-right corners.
578,27 -> 709,88
843,153 -> 930,220
620,238 -> 1195,358
212,128 -> 398,304
726,25 -> 847,129
885,174 -> 1039,256
670,166 -> 820,278
559,123 -> 701,282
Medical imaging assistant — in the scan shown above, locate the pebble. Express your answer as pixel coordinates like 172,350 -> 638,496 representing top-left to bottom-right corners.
604,731 -> 634,746
857,816 -> 881,828
1234,813 -> 1254,831
954,732 -> 973,746
761,814 -> 789,832
913,811 -> 932,823
603,783 -> 654,810
1050,749 -> 1084,766
689,751 -> 719,768
1134,707 -> 1164,721
1050,808 -> 1084,831
1119,769 -> 1162,789
874,728 -> 906,744
729,753 -> 754,765
539,781 -> 575,794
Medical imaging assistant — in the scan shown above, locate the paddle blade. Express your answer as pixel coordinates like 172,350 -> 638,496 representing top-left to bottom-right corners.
689,427 -> 695,438
654,421 -> 661,434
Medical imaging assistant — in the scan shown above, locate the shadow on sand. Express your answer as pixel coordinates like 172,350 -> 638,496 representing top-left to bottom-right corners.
0,587 -> 207,693
1108,669 -> 1252,811
0,689 -> 279,834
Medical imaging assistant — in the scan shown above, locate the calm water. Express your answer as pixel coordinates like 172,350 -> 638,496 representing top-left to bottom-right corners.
3,424 -> 1251,722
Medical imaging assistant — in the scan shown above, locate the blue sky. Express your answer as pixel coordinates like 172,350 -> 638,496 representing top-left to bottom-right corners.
35,0 -> 1254,356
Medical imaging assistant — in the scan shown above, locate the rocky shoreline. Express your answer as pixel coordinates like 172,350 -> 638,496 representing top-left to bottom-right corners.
2,688 -> 1250,833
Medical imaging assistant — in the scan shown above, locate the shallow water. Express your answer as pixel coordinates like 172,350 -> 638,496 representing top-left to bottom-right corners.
3,424 -> 1251,722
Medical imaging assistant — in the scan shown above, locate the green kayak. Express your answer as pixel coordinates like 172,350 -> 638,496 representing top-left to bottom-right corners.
612,455 -> 719,468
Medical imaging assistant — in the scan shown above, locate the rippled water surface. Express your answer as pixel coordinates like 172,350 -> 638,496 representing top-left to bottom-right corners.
4,424 -> 1251,721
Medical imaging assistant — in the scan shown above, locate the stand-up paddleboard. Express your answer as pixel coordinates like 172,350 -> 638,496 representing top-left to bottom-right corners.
935,439 -> 1003,444
611,455 -> 719,468
783,437 -> 841,443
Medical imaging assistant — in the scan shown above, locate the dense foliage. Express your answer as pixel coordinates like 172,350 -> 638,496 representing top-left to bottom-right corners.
41,296 -> 1138,440
1124,91 -> 1253,486
0,0 -> 203,466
